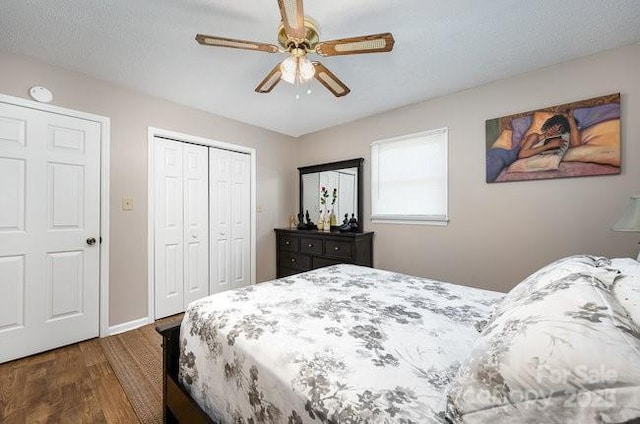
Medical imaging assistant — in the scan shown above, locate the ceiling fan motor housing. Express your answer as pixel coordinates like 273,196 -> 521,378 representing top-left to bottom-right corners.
278,17 -> 320,51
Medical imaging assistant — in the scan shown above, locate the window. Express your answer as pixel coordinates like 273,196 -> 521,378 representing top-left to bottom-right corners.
371,128 -> 448,224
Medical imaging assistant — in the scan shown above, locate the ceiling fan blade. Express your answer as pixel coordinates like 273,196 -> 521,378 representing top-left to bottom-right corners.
196,34 -> 279,53
312,62 -> 350,97
277,0 -> 305,42
315,32 -> 395,56
255,64 -> 283,93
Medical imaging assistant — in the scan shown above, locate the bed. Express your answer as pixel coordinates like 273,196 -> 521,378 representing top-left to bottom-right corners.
157,256 -> 640,423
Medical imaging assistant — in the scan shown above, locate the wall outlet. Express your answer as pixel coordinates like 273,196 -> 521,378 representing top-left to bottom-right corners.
122,197 -> 134,211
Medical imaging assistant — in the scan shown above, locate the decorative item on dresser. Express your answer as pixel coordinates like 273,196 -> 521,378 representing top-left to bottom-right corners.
274,228 -> 373,278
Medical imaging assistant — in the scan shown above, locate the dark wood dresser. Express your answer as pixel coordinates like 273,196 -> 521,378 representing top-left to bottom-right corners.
274,228 -> 374,278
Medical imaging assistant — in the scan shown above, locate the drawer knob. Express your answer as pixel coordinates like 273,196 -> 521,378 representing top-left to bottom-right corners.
334,246 -> 339,251
285,241 -> 290,245
291,258 -> 296,262
308,243 -> 313,248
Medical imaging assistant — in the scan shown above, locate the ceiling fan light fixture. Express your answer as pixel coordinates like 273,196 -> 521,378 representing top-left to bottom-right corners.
280,55 -> 297,84
298,56 -> 315,80
279,54 -> 315,84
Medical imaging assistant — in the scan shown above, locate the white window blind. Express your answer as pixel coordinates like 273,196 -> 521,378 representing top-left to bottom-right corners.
371,128 -> 448,224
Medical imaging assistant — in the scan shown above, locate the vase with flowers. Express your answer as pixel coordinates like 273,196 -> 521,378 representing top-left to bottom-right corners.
316,210 -> 324,231
318,186 -> 330,231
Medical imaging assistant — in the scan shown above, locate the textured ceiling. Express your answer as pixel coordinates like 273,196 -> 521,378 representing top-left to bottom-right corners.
1,0 -> 640,137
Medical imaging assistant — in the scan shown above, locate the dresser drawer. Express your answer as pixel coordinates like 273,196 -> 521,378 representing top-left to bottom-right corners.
275,229 -> 373,278
300,237 -> 323,255
324,240 -> 353,260
278,251 -> 310,271
278,234 -> 299,252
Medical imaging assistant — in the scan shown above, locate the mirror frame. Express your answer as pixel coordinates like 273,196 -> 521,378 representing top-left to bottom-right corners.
298,158 -> 364,231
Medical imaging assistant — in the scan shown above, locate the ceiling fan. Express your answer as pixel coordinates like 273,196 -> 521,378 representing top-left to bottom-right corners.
195,0 -> 395,97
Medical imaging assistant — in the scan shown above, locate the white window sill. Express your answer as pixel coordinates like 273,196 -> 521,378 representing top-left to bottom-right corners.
370,217 -> 449,226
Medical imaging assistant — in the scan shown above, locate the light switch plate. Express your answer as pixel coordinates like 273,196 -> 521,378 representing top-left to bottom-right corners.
122,197 -> 134,211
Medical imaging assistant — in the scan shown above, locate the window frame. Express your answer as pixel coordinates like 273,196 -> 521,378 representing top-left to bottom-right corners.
370,127 -> 449,225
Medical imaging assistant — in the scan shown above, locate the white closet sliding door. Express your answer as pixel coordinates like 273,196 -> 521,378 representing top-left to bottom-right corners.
154,138 -> 208,319
209,148 -> 250,295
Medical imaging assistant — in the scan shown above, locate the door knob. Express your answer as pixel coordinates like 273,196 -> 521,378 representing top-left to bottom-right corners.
86,237 -> 96,246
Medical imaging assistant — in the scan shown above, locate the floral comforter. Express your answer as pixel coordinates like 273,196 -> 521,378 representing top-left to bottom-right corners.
179,264 -> 504,423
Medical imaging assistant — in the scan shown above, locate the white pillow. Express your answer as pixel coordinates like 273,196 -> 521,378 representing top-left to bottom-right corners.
610,257 -> 640,325
445,256 -> 640,424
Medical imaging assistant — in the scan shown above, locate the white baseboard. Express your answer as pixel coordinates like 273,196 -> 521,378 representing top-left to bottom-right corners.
106,317 -> 151,336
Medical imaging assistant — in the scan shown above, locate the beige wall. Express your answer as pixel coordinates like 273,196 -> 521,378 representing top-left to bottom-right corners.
2,43 -> 638,326
0,51 -> 297,326
297,43 -> 640,292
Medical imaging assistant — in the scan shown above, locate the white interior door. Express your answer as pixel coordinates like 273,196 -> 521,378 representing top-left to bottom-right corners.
154,138 -> 184,318
0,102 -> 100,363
210,148 -> 250,295
154,139 -> 209,319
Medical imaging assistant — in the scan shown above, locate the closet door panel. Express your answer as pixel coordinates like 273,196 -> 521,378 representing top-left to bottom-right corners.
183,143 -> 209,306
209,149 -> 231,294
230,152 -> 251,288
154,139 -> 184,318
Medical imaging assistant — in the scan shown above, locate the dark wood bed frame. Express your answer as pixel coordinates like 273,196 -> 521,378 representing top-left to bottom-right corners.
156,320 -> 215,424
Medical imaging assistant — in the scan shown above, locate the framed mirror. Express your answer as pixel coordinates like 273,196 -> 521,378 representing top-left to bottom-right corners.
299,158 -> 364,230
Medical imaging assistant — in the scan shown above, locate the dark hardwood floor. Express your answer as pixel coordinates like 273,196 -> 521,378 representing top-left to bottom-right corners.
0,338 -> 140,423
1,313 -> 184,423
